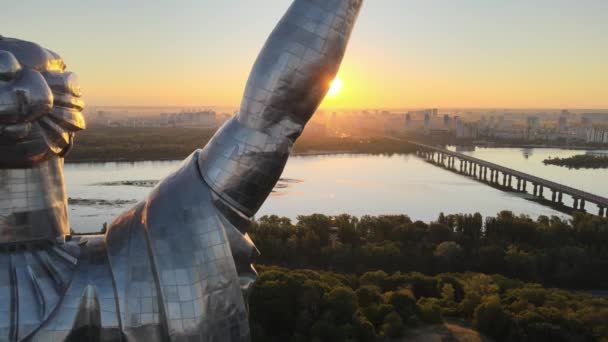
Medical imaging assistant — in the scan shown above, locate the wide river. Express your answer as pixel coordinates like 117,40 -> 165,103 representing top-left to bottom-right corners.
65,147 -> 608,234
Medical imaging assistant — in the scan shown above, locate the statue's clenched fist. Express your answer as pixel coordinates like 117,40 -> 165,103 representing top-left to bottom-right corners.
0,36 -> 85,167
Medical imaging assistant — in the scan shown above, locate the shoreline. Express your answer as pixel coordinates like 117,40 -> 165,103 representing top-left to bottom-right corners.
470,143 -> 607,150
64,149 -> 392,164
65,144 -> 608,164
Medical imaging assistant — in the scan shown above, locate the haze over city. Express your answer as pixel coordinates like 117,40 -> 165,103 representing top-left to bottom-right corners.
4,0 -> 608,109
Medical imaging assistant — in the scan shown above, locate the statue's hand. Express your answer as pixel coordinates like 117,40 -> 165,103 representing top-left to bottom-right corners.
237,0 -> 363,140
0,37 -> 85,166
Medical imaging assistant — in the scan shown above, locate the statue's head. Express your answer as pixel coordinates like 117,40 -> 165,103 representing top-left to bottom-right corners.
0,36 -> 84,244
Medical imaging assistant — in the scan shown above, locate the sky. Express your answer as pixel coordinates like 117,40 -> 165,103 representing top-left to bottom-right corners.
3,0 -> 608,110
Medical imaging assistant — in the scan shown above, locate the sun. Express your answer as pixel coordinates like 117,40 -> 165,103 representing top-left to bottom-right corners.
327,77 -> 343,97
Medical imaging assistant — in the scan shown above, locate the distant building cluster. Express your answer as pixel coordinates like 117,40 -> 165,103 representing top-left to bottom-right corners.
84,106 -> 608,146
587,126 -> 608,144
86,109 -> 223,128
159,111 -> 216,127
402,108 -> 608,145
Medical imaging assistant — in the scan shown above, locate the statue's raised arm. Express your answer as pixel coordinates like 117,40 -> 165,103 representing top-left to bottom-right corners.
199,0 -> 363,217
102,1 -> 364,340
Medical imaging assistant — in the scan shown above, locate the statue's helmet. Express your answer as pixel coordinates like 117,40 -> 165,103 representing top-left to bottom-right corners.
0,36 -> 85,168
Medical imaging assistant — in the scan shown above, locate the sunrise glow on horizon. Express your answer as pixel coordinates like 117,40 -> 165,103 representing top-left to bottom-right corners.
3,1 -> 607,110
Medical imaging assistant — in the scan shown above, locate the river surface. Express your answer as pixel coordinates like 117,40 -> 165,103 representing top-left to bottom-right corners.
64,148 -> 608,234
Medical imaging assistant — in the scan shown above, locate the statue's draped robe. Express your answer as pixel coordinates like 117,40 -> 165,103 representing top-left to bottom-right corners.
23,152 -> 250,342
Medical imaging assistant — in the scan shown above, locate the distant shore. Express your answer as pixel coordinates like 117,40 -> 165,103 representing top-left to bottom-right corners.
65,126 -> 416,164
471,142 -> 608,150
66,126 -> 608,164
65,150 -> 363,164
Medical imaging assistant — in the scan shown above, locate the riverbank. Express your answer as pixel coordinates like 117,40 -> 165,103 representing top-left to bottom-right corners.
66,126 -> 415,163
472,141 -> 607,150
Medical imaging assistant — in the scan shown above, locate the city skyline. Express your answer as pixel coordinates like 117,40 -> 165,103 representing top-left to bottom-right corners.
4,0 -> 608,109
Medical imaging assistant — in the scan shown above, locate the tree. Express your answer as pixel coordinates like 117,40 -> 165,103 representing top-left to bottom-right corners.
473,299 -> 512,340
381,312 -> 405,338
417,298 -> 443,324
360,270 -> 389,290
433,241 -> 463,261
440,284 -> 455,304
460,274 -> 499,317
355,285 -> 382,308
353,314 -> 376,342
428,222 -> 453,243
334,214 -> 360,246
297,214 -> 333,246
478,245 -> 506,273
384,289 -> 417,321
325,287 -> 358,323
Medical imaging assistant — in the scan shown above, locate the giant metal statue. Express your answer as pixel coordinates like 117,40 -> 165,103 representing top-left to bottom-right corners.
0,0 -> 363,340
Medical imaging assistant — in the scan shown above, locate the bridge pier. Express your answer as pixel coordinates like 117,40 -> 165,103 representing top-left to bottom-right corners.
539,186 -> 544,198
599,207 -> 605,217
508,175 -> 512,188
573,198 -> 579,210
558,192 -> 563,204
551,190 -> 556,202
516,178 -> 521,191
522,180 -> 527,192
502,173 -> 507,187
580,199 -> 586,211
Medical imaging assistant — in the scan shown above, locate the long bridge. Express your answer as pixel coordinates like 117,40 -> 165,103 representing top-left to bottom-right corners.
410,141 -> 608,217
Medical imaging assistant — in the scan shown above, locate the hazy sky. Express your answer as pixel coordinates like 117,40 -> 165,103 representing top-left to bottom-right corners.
3,1 -> 607,109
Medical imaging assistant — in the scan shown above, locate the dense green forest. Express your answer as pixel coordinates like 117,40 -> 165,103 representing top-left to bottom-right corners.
251,212 -> 608,289
250,266 -> 607,341
66,127 -> 415,162
250,212 -> 608,340
544,155 -> 608,169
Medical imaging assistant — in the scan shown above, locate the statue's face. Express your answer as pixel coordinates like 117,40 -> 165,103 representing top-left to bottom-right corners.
0,37 -> 85,168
